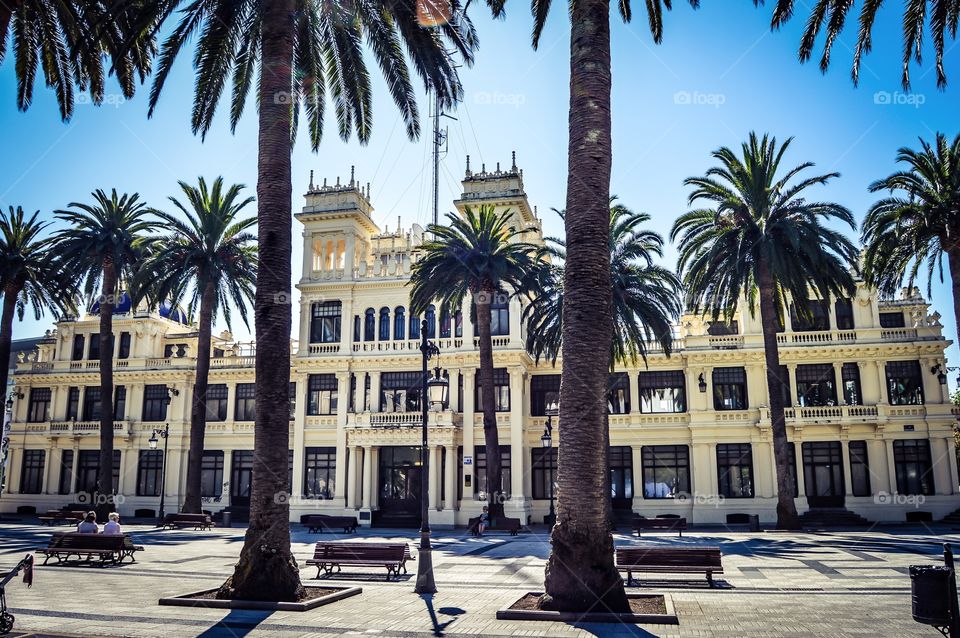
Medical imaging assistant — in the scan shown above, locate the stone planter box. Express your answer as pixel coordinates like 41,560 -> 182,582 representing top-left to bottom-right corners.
496,592 -> 678,624
159,585 -> 361,611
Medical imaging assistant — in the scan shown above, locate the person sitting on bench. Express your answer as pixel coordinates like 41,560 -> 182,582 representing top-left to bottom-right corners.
102,512 -> 122,535
478,506 -> 489,536
76,512 -> 99,534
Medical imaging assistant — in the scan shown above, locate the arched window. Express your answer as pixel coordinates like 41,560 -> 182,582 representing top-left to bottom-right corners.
309,301 -> 342,343
490,297 -> 510,336
364,309 -> 375,342
353,315 -> 361,342
379,307 -> 391,340
425,305 -> 436,339
439,308 -> 451,338
394,307 -> 406,340
409,314 -> 421,340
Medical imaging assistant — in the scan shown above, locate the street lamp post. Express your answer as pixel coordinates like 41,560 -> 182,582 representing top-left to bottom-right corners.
415,318 -> 448,594
542,393 -> 559,526
148,424 -> 170,524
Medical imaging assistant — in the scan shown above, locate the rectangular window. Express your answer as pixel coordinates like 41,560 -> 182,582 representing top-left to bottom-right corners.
310,301 -> 342,343
234,383 -> 256,421
307,374 -> 338,415
304,447 -> 336,499
641,445 -> 690,498
289,382 -> 296,421
893,439 -> 935,496
879,311 -> 906,328
75,450 -> 120,495
114,386 -> 126,420
791,301 -> 830,332
66,387 -> 80,420
205,384 -> 228,421
118,332 -> 131,359
707,320 -> 739,336
27,388 -> 51,422
842,363 -> 862,405
639,370 -> 686,413
474,445 -> 511,500
609,446 -> 634,501
88,333 -> 100,360
795,364 -> 837,407
82,387 -> 101,421
489,300 -> 510,336
607,372 -> 631,414
475,368 -> 510,412
717,443 -> 754,498
530,375 -> 561,416
531,448 -> 558,499
886,361 -> 925,405
774,365 -> 791,408
58,450 -> 74,495
19,450 -> 45,494
849,441 -> 871,497
835,299 -> 854,329
142,384 -> 169,421
713,367 -> 748,410
71,334 -> 85,361
380,371 -> 425,412
200,451 -> 224,498
137,450 -> 164,496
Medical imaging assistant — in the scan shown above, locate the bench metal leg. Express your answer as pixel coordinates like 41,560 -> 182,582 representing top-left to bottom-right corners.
706,570 -> 714,587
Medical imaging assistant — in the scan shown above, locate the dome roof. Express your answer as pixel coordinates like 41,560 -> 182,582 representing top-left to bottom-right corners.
89,292 -> 133,315
159,301 -> 189,324
88,293 -> 189,324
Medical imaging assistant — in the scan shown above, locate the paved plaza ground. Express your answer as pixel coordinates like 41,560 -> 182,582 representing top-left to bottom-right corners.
0,520 -> 957,637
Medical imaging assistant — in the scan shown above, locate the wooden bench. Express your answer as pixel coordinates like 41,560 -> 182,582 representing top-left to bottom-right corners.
300,514 -> 359,534
38,533 -> 144,566
306,542 -> 408,580
616,546 -> 723,587
37,510 -> 86,526
633,517 -> 687,537
467,515 -> 522,536
161,513 -> 215,530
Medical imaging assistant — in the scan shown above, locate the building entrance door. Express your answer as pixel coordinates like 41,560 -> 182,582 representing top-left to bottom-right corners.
802,441 -> 845,508
375,446 -> 422,527
230,450 -> 253,508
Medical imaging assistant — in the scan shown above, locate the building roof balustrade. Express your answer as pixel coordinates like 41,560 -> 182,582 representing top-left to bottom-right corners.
10,420 -> 133,438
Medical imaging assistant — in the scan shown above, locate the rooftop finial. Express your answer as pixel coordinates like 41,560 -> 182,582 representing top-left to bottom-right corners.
323,177 -> 328,187
511,151 -> 517,171
366,182 -> 371,198
465,154 -> 471,176
496,161 -> 500,172
350,165 -> 355,186
309,170 -> 315,190
336,175 -> 341,187
481,163 -> 486,173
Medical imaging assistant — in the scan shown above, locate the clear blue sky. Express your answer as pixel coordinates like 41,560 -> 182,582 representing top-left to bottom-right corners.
1,2 -> 957,366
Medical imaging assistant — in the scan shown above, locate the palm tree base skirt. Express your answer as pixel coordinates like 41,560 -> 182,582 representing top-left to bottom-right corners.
217,537 -> 304,602
540,522 -> 630,613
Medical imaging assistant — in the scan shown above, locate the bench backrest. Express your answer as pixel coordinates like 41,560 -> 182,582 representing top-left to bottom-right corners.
635,517 -> 686,527
313,543 -> 405,562
165,513 -> 211,523
302,514 -> 356,526
48,533 -> 125,550
616,547 -> 721,568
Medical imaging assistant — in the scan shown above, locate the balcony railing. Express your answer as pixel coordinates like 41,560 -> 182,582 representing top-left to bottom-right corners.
348,410 -> 461,428
45,421 -> 130,436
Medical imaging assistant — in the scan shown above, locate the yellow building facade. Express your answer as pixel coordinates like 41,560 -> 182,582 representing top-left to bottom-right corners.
2,159 -> 958,527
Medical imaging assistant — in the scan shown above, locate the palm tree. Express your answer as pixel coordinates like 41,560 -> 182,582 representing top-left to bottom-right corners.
134,177 -> 257,515
763,0 -> 960,88
0,207 -> 77,395
480,0 -> 699,613
525,200 -> 681,366
1,0 -> 157,120
862,133 -> 960,340
140,0 -> 477,602
410,205 -> 537,519
671,132 -> 859,530
54,190 -> 156,514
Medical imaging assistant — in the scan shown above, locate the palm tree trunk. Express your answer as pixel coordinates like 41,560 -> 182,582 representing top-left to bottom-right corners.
217,0 -> 303,602
757,259 -> 801,530
0,285 -> 21,404
182,280 -> 215,514
946,247 -> 960,352
96,260 -> 117,519
475,289 -> 503,518
540,0 -> 628,613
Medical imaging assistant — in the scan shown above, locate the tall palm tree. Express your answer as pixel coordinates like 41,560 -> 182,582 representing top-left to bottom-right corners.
525,200 -> 681,366
481,0 -> 700,613
761,0 -> 960,88
134,177 -> 257,515
0,207 -> 77,395
672,132 -> 859,530
140,0 -> 476,602
54,190 -> 156,513
862,133 -> 960,341
409,205 -> 537,519
1,0 -> 157,120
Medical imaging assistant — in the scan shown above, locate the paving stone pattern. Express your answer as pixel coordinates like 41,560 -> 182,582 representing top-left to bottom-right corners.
0,522 -> 956,637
